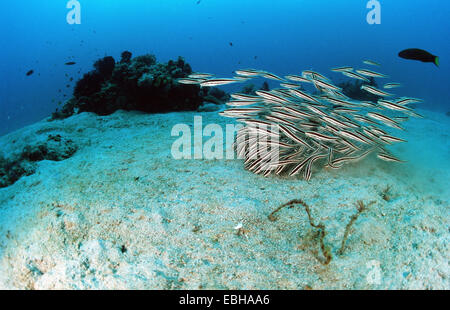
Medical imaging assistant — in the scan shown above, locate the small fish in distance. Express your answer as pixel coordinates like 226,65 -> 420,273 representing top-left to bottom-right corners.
26,70 -> 34,76
383,83 -> 402,89
65,62 -> 76,65
200,78 -> 242,87
398,48 -> 439,67
363,60 -> 381,66
356,69 -> 388,78
331,66 -> 353,72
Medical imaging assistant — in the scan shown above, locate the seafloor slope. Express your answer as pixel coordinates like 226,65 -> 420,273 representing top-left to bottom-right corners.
0,109 -> 448,289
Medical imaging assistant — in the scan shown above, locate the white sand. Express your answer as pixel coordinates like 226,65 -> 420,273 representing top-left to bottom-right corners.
0,109 -> 448,289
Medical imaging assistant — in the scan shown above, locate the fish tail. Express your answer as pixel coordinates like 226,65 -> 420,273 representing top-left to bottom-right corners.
434,56 -> 439,67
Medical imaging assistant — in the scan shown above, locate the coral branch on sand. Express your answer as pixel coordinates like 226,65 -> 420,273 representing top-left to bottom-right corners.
381,185 -> 392,201
269,199 -> 332,265
180,64 -> 423,180
270,199 -> 377,264
338,200 -> 375,255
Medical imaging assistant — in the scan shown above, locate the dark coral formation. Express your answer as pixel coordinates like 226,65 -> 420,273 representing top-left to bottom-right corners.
53,53 -> 213,119
260,81 -> 270,92
337,77 -> 380,102
94,56 -> 116,78
202,87 -> 229,105
239,82 -> 271,96
120,51 -> 132,64
0,135 -> 77,188
0,155 -> 35,189
73,71 -> 104,100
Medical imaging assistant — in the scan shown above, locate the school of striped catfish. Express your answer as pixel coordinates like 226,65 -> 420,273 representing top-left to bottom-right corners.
177,60 -> 423,180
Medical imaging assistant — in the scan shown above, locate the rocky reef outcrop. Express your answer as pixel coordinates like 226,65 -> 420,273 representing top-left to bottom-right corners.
0,135 -> 77,188
337,77 -> 380,102
52,52 -> 222,119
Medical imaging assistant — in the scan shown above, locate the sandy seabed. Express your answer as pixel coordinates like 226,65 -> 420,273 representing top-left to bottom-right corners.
0,108 -> 448,289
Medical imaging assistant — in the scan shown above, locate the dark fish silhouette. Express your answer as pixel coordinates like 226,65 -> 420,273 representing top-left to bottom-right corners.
398,49 -> 439,67
65,62 -> 76,65
26,70 -> 34,76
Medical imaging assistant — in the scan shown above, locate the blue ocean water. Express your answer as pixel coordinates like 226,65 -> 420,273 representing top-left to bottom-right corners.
0,0 -> 449,136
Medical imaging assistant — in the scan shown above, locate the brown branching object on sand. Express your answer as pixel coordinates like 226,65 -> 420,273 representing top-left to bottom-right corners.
269,199 -> 332,265
338,200 -> 376,255
270,199 -> 375,265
